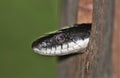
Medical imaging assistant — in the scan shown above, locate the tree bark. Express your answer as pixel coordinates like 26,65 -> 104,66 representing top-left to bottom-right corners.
91,0 -> 114,77
112,0 -> 120,78
58,0 -> 114,78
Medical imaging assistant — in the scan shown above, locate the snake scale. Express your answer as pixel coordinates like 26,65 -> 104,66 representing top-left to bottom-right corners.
32,23 -> 91,56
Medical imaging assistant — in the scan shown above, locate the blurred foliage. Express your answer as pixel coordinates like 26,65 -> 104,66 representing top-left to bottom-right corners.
0,0 -> 59,78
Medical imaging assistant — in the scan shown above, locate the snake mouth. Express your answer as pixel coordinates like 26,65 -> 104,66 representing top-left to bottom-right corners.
32,23 -> 91,56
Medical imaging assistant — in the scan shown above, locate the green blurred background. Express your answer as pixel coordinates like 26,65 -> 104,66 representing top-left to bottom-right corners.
0,0 -> 59,78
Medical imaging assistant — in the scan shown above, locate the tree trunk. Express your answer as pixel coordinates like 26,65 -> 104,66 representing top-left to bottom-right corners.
112,0 -> 120,78
58,0 -> 114,78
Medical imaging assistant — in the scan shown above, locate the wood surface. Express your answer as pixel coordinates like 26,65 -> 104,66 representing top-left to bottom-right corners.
112,0 -> 120,78
58,0 -> 114,78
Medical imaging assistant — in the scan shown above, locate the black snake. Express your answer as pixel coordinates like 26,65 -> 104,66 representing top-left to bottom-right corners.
32,23 -> 91,56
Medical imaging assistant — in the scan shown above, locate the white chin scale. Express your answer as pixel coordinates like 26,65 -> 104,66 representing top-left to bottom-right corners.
32,38 -> 89,56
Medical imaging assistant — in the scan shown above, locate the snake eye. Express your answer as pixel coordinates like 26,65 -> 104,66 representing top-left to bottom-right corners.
55,34 -> 65,44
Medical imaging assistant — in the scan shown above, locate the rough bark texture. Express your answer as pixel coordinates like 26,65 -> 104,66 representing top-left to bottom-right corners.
112,0 -> 120,78
60,0 -> 79,27
91,0 -> 114,78
58,0 -> 114,78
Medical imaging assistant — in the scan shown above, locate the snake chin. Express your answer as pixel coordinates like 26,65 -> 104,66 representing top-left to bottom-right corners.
32,38 -> 89,56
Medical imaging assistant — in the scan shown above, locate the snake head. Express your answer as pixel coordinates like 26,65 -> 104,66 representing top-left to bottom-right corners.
32,23 -> 91,56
